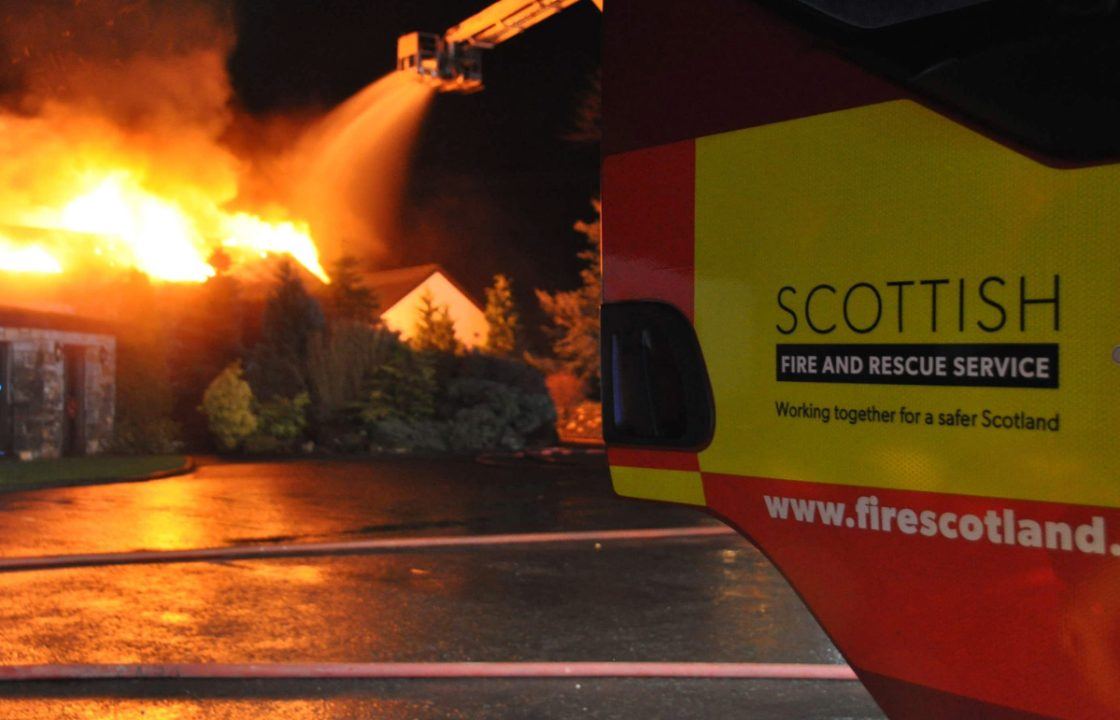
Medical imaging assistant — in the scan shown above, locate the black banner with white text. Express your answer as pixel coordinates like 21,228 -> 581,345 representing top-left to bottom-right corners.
775,344 -> 1059,389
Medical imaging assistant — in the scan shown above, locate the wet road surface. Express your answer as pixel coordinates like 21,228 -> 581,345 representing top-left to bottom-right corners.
0,455 -> 885,718
0,455 -> 711,556
0,679 -> 882,719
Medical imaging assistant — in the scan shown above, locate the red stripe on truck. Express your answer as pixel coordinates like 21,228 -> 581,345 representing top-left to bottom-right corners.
703,472 -> 1120,719
601,140 -> 696,321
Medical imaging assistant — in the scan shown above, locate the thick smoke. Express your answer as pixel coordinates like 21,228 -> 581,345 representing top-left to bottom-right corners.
0,0 -> 234,130
0,0 -> 432,282
0,1 -> 248,261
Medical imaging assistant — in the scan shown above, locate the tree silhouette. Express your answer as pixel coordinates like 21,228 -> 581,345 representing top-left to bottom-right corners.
325,255 -> 378,323
536,199 -> 601,390
484,274 -> 519,356
247,260 -> 326,400
412,289 -> 459,354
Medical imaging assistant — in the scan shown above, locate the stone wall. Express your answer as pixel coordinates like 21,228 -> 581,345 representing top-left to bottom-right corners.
0,327 -> 115,460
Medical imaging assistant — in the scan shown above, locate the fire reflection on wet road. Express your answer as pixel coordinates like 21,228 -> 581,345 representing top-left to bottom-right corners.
0,679 -> 883,720
0,456 -> 883,718
0,541 -> 841,666
0,456 -> 709,557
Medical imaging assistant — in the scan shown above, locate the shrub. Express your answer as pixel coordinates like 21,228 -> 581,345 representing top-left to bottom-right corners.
307,322 -> 399,430
350,338 -> 556,454
360,346 -> 438,424
355,342 -> 445,453
200,361 -> 258,451
444,379 -> 520,451
366,417 -> 449,453
257,392 -> 310,442
443,377 -> 556,452
112,414 -> 183,454
241,433 -> 284,455
545,372 -> 587,416
457,351 -> 549,394
112,417 -> 183,455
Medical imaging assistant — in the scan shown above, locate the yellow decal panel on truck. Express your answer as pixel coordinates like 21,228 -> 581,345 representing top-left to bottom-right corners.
695,99 -> 1120,509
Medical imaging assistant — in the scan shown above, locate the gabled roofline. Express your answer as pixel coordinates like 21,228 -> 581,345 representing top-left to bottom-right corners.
362,264 -> 485,314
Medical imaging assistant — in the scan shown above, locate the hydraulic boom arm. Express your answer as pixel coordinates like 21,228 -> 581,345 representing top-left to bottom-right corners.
445,0 -> 583,48
397,0 -> 600,92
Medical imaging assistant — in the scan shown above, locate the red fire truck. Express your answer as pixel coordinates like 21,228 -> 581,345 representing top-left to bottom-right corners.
600,1 -> 1120,718
403,1 -> 1120,717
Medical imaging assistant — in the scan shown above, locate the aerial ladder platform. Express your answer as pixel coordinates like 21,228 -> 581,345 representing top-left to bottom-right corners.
397,0 -> 600,92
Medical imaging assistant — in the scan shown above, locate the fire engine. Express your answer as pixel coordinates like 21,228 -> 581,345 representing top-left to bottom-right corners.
401,1 -> 1120,717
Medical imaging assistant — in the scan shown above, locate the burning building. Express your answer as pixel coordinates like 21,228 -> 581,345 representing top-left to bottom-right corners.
0,0 -> 452,460
0,1 -> 335,288
0,306 -> 115,461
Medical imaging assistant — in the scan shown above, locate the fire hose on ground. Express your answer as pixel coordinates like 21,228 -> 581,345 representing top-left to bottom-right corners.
0,525 -> 858,683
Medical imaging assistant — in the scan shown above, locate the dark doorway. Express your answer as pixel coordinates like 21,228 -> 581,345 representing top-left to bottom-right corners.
0,342 -> 11,459
62,345 -> 86,457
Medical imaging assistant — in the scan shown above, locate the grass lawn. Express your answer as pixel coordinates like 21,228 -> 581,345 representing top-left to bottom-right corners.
0,455 -> 188,490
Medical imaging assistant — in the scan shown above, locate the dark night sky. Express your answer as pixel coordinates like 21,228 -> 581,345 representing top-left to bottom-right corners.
228,1 -> 602,341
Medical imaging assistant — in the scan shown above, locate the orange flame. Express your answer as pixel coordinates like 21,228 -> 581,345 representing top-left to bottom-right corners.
221,213 -> 329,284
0,237 -> 62,275
0,1 -> 335,285
58,174 -> 217,283
0,171 -> 329,284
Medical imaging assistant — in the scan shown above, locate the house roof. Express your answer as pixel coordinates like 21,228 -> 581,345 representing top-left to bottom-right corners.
359,264 -> 483,313
0,304 -> 116,336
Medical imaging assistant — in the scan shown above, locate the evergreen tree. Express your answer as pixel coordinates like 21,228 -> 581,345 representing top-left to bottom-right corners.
247,260 -> 326,400
172,272 -> 246,446
361,343 -> 438,424
178,273 -> 245,391
325,255 -> 379,323
536,198 -> 601,389
412,289 -> 459,353
484,274 -> 519,356
566,68 -> 601,144
112,271 -> 181,452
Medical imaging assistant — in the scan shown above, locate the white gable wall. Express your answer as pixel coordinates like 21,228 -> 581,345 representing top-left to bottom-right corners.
380,271 -> 488,349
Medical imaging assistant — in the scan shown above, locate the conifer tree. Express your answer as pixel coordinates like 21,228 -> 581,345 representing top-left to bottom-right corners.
248,260 -> 326,400
484,274 -> 519,356
412,289 -> 459,353
325,255 -> 379,323
536,199 -> 601,389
